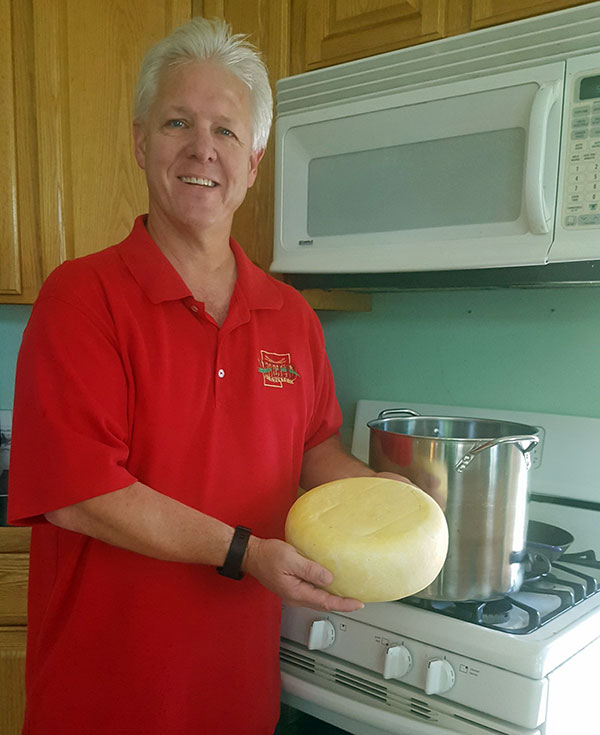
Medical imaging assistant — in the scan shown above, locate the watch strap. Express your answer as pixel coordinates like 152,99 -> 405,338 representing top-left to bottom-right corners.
217,525 -> 252,580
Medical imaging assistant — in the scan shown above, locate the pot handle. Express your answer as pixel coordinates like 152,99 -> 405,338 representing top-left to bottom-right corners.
455,434 -> 540,472
377,408 -> 421,419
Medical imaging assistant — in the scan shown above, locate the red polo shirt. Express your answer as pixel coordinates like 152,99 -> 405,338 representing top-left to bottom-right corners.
8,216 -> 342,735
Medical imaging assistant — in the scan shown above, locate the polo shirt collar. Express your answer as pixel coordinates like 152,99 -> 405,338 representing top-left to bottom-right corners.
118,215 -> 283,311
229,238 -> 283,312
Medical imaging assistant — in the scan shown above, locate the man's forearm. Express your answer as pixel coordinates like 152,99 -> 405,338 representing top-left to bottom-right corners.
299,434 -> 375,491
45,482 -> 235,566
45,480 -> 365,613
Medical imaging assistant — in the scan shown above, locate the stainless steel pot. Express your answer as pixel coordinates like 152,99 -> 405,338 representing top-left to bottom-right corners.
368,409 -> 541,601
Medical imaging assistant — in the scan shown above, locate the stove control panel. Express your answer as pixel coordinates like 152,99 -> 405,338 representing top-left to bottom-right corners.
281,603 -> 548,725
425,658 -> 456,694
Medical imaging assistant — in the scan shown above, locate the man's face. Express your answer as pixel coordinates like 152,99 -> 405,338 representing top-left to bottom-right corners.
133,61 -> 264,239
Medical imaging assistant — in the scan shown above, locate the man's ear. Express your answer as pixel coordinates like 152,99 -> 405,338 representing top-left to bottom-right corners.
247,148 -> 266,188
132,121 -> 147,170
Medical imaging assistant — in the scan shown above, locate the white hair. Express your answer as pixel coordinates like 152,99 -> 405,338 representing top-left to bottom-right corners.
134,17 -> 273,152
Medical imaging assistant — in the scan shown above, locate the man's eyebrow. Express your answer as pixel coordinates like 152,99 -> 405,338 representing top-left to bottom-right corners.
166,105 -> 191,115
163,107 -> 237,125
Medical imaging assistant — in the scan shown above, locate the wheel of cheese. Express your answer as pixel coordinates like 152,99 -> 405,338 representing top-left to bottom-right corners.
285,477 -> 448,602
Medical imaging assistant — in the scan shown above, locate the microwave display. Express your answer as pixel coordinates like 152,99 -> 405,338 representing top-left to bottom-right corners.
579,74 -> 600,100
561,73 -> 600,230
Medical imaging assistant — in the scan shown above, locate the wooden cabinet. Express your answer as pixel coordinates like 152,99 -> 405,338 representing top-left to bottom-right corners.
1,0 -> 42,303
288,0 -> 593,73
290,0 -> 471,73
2,0 -> 191,305
2,0 -> 593,305
0,527 -> 30,735
470,0 -> 593,29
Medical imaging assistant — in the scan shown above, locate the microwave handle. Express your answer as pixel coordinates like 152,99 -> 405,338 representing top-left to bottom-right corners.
524,80 -> 561,234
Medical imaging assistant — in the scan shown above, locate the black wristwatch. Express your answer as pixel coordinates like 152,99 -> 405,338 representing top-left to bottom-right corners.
217,525 -> 252,580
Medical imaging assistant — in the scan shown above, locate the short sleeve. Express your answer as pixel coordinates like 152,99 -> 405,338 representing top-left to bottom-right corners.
302,310 -> 343,452
8,290 -> 137,525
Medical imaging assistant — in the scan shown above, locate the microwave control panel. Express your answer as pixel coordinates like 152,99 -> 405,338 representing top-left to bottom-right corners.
562,71 -> 600,229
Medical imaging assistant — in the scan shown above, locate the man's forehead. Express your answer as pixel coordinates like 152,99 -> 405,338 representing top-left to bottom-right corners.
160,60 -> 247,90
154,62 -> 251,108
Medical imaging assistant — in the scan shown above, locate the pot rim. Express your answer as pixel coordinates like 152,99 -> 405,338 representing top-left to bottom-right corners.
367,414 -> 542,442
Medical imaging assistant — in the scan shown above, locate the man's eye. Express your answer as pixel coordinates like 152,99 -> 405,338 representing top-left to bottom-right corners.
166,119 -> 185,128
218,127 -> 234,137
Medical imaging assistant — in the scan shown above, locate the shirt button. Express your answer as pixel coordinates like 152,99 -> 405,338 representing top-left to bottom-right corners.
190,305 -> 199,313
217,369 -> 225,378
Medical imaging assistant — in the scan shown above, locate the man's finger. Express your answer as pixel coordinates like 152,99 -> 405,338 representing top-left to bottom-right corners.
296,557 -> 334,588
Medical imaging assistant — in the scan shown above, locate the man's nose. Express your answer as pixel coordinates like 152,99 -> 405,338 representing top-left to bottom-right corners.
186,127 -> 217,161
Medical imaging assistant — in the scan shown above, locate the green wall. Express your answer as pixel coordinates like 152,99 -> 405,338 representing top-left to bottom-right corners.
1,286 -> 600,425
318,287 -> 600,428
0,305 -> 31,410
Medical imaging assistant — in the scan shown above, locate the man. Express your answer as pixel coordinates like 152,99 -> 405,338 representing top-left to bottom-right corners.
9,18 -> 402,735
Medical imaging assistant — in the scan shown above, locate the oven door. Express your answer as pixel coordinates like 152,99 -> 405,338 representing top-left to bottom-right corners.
280,659 -> 543,735
282,672 -> 456,735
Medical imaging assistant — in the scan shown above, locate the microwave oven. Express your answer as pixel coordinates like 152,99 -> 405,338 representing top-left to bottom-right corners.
271,4 -> 600,276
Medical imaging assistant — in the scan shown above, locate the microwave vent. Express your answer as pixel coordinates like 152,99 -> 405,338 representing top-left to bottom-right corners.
277,2 -> 600,116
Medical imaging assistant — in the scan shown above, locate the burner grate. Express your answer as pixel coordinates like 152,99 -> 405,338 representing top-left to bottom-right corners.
403,553 -> 600,634
559,549 -> 600,569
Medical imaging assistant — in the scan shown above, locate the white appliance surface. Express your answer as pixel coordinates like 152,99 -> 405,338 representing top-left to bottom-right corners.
280,399 -> 600,735
274,62 -> 562,272
273,3 -> 600,275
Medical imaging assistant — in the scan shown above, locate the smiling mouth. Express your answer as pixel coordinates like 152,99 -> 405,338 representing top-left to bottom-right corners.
178,176 -> 217,188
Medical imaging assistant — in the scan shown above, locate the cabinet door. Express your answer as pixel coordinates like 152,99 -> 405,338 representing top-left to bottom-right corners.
1,0 -> 43,302
33,0 -> 191,268
0,627 -> 27,735
1,0 -> 20,296
0,553 -> 29,626
470,0 -> 592,28
1,0 -> 191,304
291,0 -> 472,73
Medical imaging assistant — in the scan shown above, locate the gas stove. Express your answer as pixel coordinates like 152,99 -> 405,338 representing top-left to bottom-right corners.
404,549 -> 600,635
280,401 -> 600,735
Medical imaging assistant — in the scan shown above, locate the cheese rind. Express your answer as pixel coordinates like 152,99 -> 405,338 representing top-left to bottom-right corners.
285,477 -> 448,602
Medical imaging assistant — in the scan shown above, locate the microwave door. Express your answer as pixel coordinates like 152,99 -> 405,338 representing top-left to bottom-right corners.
273,62 -> 565,274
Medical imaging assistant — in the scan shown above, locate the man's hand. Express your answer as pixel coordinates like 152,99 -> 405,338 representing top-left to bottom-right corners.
243,537 -> 363,613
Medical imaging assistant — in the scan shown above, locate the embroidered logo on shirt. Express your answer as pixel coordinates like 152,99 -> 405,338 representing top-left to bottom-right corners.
258,351 -> 300,388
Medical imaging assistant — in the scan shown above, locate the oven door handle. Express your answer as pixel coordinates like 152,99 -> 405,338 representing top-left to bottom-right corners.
281,671 -> 460,735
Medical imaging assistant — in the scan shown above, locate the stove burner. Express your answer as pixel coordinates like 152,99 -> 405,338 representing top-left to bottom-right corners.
480,598 -> 513,624
405,551 -> 600,634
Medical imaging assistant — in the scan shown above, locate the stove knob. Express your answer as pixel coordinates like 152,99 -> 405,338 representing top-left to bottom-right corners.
424,658 -> 456,695
383,644 -> 412,680
307,619 -> 336,650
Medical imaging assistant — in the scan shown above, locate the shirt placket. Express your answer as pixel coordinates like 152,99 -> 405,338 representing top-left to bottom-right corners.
183,297 -> 224,404
214,329 -> 228,405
